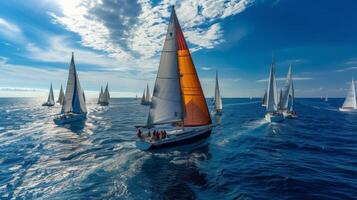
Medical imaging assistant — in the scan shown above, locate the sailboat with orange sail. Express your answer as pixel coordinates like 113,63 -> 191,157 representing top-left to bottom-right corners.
135,6 -> 213,150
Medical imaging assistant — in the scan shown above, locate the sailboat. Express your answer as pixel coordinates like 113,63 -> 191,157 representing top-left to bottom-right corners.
57,84 -> 65,105
54,53 -> 87,124
325,93 -> 328,102
339,78 -> 357,111
42,83 -> 55,106
135,6 -> 213,150
140,84 -> 151,105
99,83 -> 110,106
280,66 -> 297,118
265,55 -> 284,123
213,71 -> 223,115
262,91 -> 267,107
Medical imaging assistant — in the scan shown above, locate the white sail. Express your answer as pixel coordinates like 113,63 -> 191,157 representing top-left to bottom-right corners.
214,71 -> 223,111
280,66 -> 293,110
98,86 -> 104,104
145,83 -> 151,102
57,85 -> 65,105
266,57 -> 278,112
101,83 -> 110,104
61,53 -> 87,114
341,78 -> 357,109
47,83 -> 55,105
262,91 -> 267,106
146,10 -> 183,126
141,88 -> 146,104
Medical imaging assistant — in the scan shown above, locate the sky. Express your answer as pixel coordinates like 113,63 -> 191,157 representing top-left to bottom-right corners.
0,0 -> 357,98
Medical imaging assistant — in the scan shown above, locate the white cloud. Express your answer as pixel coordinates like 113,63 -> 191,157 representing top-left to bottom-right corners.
50,0 -> 255,70
200,67 -> 212,71
0,18 -> 25,43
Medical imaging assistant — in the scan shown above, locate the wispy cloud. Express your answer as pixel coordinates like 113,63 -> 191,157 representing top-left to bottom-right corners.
50,0 -> 255,70
0,18 -> 26,43
256,76 -> 312,83
200,67 -> 212,71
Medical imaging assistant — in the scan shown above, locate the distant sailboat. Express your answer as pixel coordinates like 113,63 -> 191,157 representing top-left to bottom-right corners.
99,83 -> 110,106
57,84 -> 65,105
280,65 -> 297,118
339,78 -> 357,111
135,6 -> 212,150
262,91 -> 267,107
265,54 -> 284,123
54,53 -> 87,124
213,71 -> 223,115
325,93 -> 328,102
140,84 -> 151,105
42,83 -> 55,107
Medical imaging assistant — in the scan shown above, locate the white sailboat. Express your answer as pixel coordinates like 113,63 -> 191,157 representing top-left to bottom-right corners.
140,84 -> 151,105
339,78 -> 357,111
213,71 -> 223,115
325,93 -> 328,102
265,55 -> 284,123
136,6 -> 213,150
54,53 -> 87,124
99,83 -> 110,106
280,66 -> 297,118
42,83 -> 55,106
57,84 -> 65,105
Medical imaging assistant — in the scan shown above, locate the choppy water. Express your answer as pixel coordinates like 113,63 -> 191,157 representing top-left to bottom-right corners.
0,98 -> 356,199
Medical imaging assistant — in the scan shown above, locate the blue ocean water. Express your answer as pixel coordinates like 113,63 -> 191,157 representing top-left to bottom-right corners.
0,98 -> 356,199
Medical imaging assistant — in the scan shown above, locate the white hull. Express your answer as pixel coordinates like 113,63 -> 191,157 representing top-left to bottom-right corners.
136,125 -> 213,151
54,113 -> 87,125
339,107 -> 357,112
265,112 -> 284,123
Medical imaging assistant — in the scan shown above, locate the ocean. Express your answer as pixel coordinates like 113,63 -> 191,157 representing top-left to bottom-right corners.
0,98 -> 356,199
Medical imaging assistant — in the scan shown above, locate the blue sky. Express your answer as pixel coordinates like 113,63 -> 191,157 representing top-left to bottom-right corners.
0,0 -> 357,98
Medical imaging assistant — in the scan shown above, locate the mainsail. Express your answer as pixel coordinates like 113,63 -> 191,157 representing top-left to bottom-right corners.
141,88 -> 146,104
214,71 -> 223,111
145,83 -> 151,103
146,6 -> 211,127
57,85 -> 65,105
61,53 -> 87,114
266,56 -> 278,112
280,66 -> 294,111
47,83 -> 55,105
341,78 -> 357,109
98,86 -> 103,104
147,10 -> 183,126
262,91 -> 267,106
102,83 -> 110,104
175,9 -> 211,126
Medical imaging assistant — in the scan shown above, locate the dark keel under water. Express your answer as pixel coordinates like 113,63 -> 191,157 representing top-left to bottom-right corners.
0,98 -> 356,199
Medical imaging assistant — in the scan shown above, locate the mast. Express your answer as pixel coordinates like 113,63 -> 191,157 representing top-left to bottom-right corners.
146,6 -> 184,127
174,7 -> 211,126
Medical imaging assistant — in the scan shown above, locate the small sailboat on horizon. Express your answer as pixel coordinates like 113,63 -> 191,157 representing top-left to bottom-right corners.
265,54 -> 284,123
140,83 -> 151,105
54,53 -> 87,125
339,78 -> 357,112
98,83 -> 110,106
135,6 -> 213,150
42,83 -> 55,107
213,71 -> 223,115
57,84 -> 65,105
